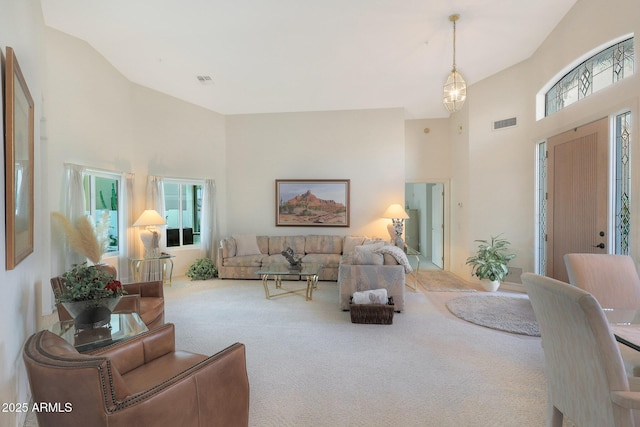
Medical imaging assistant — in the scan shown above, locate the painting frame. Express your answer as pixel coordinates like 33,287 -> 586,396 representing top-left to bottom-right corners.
4,47 -> 35,270
276,179 -> 350,227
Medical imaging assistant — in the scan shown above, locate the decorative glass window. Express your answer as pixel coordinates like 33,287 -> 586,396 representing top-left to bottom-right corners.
84,172 -> 120,253
163,180 -> 203,247
615,111 -> 632,255
545,38 -> 634,116
537,141 -> 547,273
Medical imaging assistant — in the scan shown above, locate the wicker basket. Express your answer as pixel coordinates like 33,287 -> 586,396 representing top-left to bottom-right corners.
349,297 -> 394,324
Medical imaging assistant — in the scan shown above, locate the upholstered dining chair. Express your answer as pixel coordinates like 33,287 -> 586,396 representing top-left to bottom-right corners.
564,253 -> 640,309
564,253 -> 640,376
23,323 -> 250,427
522,272 -> 640,427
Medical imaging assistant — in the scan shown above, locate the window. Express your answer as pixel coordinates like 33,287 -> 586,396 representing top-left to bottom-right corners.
163,180 -> 203,247
84,171 -> 120,254
537,141 -> 547,274
615,111 -> 632,255
545,37 -> 634,116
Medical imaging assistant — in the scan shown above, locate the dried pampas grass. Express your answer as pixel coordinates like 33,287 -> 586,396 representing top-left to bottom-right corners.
52,212 -> 109,264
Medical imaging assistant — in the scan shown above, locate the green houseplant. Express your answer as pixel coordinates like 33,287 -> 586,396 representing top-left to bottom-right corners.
186,258 -> 218,280
465,235 -> 516,292
55,262 -> 126,328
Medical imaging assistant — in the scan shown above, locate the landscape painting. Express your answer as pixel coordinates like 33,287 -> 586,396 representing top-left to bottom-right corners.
276,179 -> 350,227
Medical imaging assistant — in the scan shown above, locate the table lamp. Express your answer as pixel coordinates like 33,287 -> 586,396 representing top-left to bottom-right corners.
382,204 -> 410,248
133,209 -> 167,258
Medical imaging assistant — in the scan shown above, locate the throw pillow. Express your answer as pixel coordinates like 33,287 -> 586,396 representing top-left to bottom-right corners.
233,234 -> 262,256
343,236 -> 366,256
353,251 -> 384,265
353,243 -> 384,265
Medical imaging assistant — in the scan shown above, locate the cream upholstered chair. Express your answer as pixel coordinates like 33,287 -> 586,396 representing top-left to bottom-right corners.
565,253 -> 640,376
564,253 -> 640,309
522,273 -> 640,427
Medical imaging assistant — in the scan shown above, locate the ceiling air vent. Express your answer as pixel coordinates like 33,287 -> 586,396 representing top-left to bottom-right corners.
196,75 -> 214,85
492,116 -> 517,131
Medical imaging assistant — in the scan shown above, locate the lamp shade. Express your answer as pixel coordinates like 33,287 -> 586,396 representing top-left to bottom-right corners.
133,209 -> 166,227
382,204 -> 409,219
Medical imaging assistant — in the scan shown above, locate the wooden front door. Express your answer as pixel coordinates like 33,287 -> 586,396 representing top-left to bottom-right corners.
546,117 -> 609,282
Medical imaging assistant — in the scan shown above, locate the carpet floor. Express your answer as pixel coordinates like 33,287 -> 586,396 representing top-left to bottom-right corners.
165,278 -> 550,426
407,269 -> 478,292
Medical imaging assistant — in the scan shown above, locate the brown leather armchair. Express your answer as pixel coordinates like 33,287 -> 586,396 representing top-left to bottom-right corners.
23,323 -> 250,427
51,277 -> 165,329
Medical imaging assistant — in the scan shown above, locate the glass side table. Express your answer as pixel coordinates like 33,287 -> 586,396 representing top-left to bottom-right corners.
405,246 -> 421,291
48,312 -> 148,353
129,253 -> 175,285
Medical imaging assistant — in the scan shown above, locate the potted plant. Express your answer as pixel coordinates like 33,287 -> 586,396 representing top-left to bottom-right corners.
186,258 -> 218,280
465,235 -> 516,292
55,262 -> 126,328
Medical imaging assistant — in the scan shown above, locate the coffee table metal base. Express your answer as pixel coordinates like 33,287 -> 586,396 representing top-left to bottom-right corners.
261,274 -> 319,300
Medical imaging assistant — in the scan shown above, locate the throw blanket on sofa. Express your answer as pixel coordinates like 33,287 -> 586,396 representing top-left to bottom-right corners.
376,245 -> 413,273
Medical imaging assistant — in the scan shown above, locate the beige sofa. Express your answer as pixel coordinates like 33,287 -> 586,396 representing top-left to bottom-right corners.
218,234 -> 344,281
218,234 -> 411,312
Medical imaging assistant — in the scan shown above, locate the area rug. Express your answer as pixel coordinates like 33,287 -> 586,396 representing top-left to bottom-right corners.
446,294 -> 540,336
411,269 -> 477,292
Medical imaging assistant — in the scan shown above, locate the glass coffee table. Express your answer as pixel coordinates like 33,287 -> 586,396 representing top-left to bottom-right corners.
256,264 -> 322,301
49,312 -> 149,352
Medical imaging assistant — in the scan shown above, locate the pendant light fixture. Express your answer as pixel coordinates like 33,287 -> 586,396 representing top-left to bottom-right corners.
442,14 -> 467,113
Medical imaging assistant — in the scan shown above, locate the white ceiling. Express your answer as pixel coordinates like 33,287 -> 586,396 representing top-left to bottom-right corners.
40,0 -> 577,119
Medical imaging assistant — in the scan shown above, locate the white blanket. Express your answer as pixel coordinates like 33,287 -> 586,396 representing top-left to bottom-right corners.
376,245 -> 414,273
352,289 -> 388,305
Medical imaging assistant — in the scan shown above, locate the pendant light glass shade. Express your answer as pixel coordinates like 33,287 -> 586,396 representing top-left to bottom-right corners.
443,69 -> 467,113
442,14 -> 466,113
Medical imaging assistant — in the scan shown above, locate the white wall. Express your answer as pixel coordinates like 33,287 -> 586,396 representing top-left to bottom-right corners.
44,28 -> 228,280
225,109 -> 406,239
0,2 -> 45,426
404,118 -> 451,182
450,0 -> 640,281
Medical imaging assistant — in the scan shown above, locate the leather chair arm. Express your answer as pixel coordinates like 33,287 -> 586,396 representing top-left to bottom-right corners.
110,342 -> 249,427
123,281 -> 164,298
113,294 -> 140,314
88,324 -> 176,374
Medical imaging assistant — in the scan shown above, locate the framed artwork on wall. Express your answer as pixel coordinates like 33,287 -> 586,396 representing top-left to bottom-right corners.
4,47 -> 35,269
276,179 -> 350,227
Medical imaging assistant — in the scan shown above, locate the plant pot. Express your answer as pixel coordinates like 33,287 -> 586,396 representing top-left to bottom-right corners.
62,296 -> 122,329
481,279 -> 500,292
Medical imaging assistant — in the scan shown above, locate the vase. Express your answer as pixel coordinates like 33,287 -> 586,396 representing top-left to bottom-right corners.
62,296 -> 122,329
481,279 -> 501,292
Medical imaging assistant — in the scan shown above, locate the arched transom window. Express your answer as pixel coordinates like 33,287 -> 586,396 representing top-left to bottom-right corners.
545,37 -> 634,116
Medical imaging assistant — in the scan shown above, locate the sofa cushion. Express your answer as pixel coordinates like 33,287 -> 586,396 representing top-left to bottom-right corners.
268,236 -> 306,255
343,236 -> 366,257
305,235 -> 343,254
302,253 -> 342,268
221,238 -> 236,259
233,234 -> 262,256
223,254 -> 266,267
